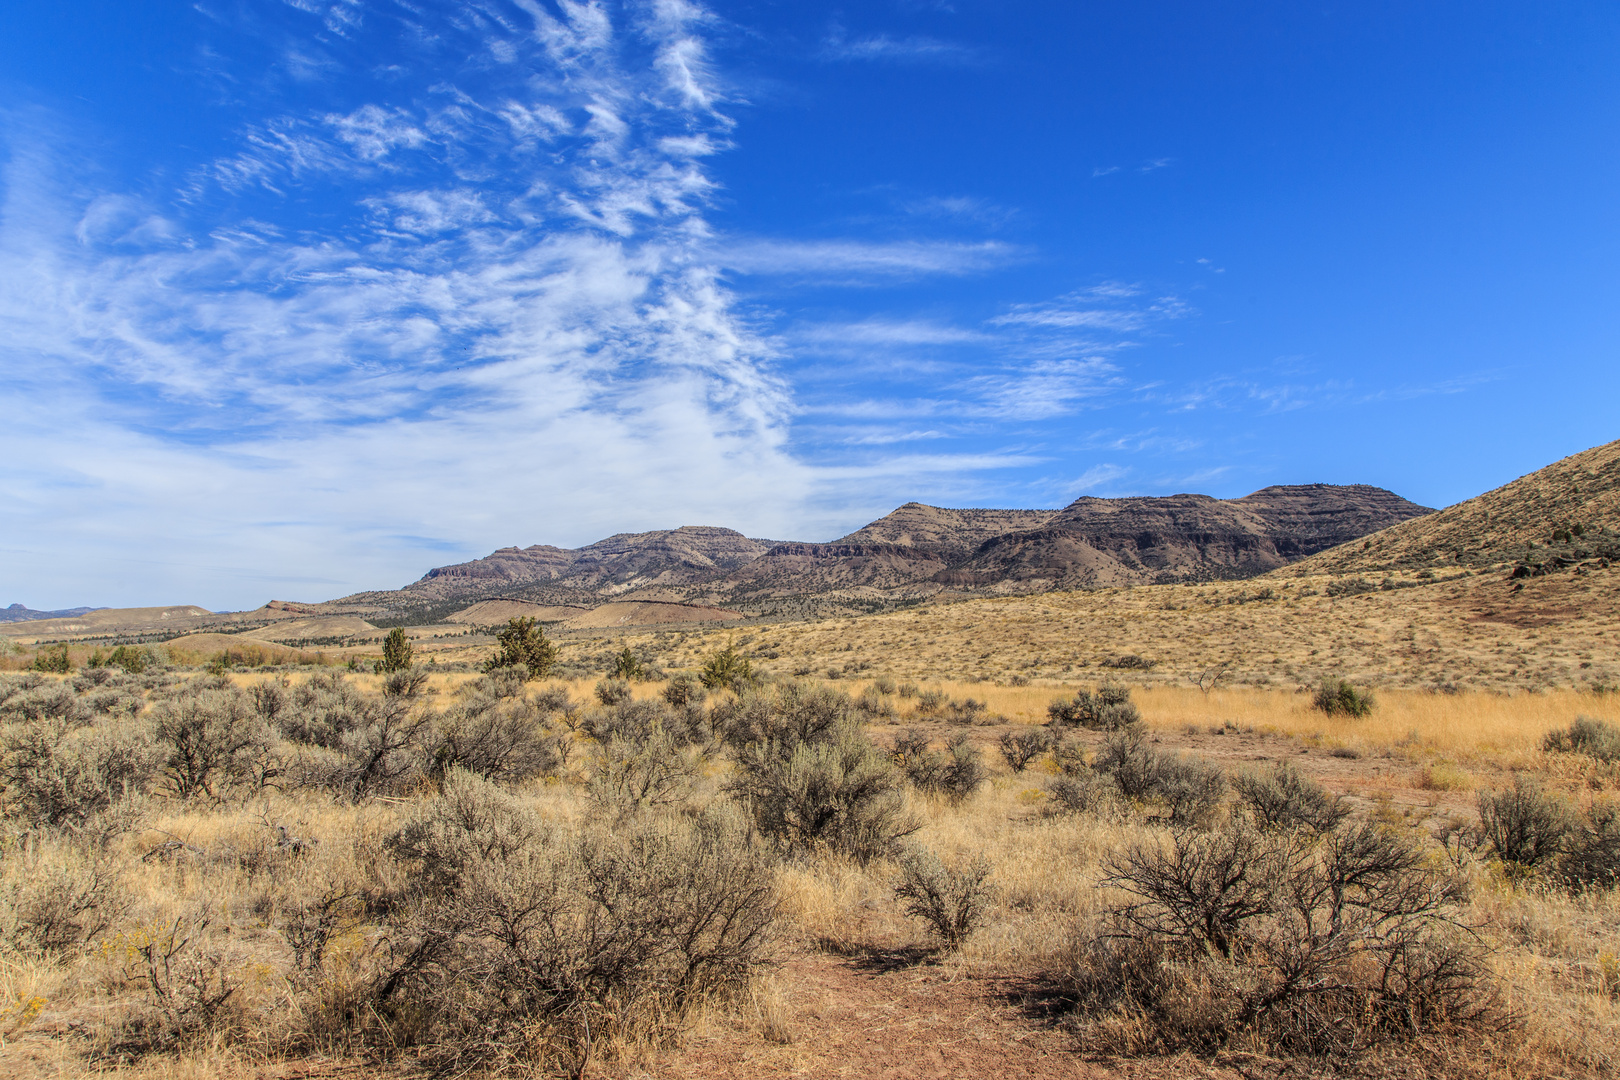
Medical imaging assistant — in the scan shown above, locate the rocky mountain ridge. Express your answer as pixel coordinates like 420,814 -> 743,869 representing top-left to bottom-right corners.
326,483 -> 1433,622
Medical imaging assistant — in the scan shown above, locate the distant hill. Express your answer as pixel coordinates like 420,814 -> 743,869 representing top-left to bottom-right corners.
316,483 -> 1431,622
403,526 -> 783,603
0,605 -> 214,638
1278,438 -> 1620,578
0,479 -> 1451,636
0,603 -> 106,623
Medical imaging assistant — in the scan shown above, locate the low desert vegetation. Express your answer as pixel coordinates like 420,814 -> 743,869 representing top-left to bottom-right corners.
0,656 -> 1617,1078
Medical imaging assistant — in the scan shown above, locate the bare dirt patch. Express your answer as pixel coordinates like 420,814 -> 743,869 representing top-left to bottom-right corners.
634,950 -> 1109,1080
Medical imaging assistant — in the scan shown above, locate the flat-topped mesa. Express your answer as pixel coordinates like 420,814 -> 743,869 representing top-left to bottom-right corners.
833,503 -> 1059,561
941,484 -> 1435,590
1237,483 -> 1441,558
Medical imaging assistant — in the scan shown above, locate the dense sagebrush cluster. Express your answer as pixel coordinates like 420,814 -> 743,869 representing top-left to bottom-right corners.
1052,754 -> 1492,1054
1071,819 -> 1488,1055
1028,688 -> 1528,1055
2,663 -> 1607,1073
0,665 -> 989,1070
377,773 -> 776,1074
1473,774 -> 1620,891
0,667 -> 815,1069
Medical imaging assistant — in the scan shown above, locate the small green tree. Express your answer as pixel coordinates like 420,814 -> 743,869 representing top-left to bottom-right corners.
483,617 -> 558,680
610,645 -> 645,681
107,645 -> 146,674
31,645 -> 71,674
1313,677 -> 1375,717
699,639 -> 753,691
380,628 -> 414,673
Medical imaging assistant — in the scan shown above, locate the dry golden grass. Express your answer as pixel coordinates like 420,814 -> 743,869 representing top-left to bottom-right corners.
529,565 -> 1620,700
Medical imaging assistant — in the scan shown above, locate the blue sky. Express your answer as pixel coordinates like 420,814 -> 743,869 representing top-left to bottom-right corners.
2,1 -> 1616,610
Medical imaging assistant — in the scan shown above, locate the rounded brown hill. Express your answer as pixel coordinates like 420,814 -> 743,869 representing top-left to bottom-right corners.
1279,437 -> 1620,575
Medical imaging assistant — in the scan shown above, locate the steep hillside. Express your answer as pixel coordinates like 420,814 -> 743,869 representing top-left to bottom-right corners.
1279,438 -> 1620,577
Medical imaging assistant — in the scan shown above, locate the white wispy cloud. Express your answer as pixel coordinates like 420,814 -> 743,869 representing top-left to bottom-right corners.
719,238 -> 1020,280
990,284 -> 1188,334
1062,463 -> 1131,496
900,194 -> 1016,226
792,319 -> 990,347
820,28 -> 981,65
957,357 -> 1124,420
1,1 -> 1065,608
0,2 -> 815,606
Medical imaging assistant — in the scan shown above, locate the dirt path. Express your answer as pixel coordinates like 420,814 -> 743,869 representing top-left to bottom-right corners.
622,951 -> 1237,1080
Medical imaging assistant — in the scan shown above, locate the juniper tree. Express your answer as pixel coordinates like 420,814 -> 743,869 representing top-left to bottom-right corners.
699,638 -> 753,691
610,645 -> 645,680
380,628 -> 414,673
483,617 -> 558,680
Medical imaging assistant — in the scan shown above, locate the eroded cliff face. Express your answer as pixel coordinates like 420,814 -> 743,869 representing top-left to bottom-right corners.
936,485 -> 1436,591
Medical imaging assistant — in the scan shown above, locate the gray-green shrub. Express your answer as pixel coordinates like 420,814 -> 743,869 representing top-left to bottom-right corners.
1233,761 -> 1350,833
382,666 -> 431,699
1046,771 -> 1121,819
430,692 -> 560,783
1078,820 -> 1488,1053
893,846 -> 995,949
1047,684 -> 1140,731
998,729 -> 1050,772
1092,728 -> 1225,827
0,712 -> 158,830
379,784 -> 776,1073
1557,801 -> 1620,892
1477,775 -> 1573,872
725,685 -> 916,862
595,677 -> 632,706
152,687 -> 276,801
0,835 -> 127,955
587,730 -> 699,814
1543,715 -> 1620,763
